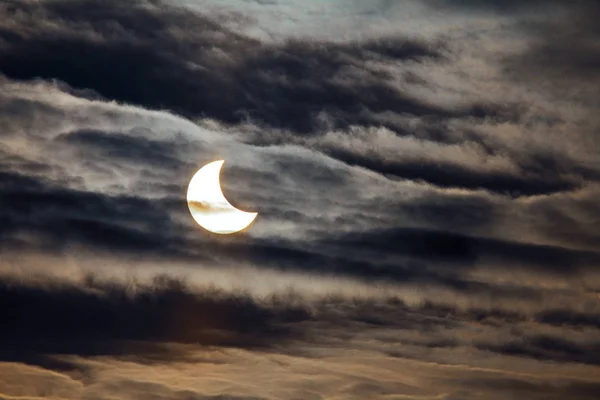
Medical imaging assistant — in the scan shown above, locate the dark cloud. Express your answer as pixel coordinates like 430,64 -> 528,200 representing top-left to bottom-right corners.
325,147 -> 580,197
0,171 -> 183,254
0,271 -> 576,369
496,1 -> 600,107
0,0 -> 512,136
1,269 -> 599,399
535,309 -> 600,330
4,0 -> 591,204
323,226 -> 600,274
2,158 -> 596,294
0,274 -> 305,368
55,129 -> 191,171
1,0 -> 600,398
0,167 -> 449,285
398,194 -> 497,232
478,334 -> 600,366
0,126 -> 197,258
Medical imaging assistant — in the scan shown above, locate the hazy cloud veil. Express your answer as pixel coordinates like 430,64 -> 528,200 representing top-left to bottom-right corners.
0,0 -> 599,399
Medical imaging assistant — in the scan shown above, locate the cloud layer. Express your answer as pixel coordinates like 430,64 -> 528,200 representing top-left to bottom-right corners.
1,0 -> 599,399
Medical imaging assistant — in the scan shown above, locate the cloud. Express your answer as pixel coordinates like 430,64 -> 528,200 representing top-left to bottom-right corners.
55,129 -> 187,172
536,309 -> 600,330
1,0 -> 600,398
0,169 -> 188,256
478,334 -> 600,366
1,270 -> 599,400
0,77 -> 598,313
453,376 -> 600,400
0,0 -> 517,137
424,0 -> 561,13
238,118 -> 594,198
3,0 -> 596,205
0,273 -> 305,367
321,141 -> 579,197
323,226 -> 600,274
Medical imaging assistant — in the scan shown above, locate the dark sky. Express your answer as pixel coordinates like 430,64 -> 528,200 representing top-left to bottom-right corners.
1,0 -> 599,399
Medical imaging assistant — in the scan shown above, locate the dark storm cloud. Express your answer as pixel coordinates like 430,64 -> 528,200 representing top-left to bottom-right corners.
324,226 -> 600,274
1,150 -> 596,294
302,295 -> 600,367
530,191 -> 600,250
0,164 -> 301,269
0,161 -> 465,286
0,274 -> 305,369
0,125 -> 204,259
478,334 -> 600,366
0,167 -> 190,256
536,309 -> 600,330
0,151 -> 457,283
0,88 -> 596,304
325,147 -> 580,197
399,194 -> 497,231
0,164 -> 412,277
0,270 -> 591,370
504,3 -> 600,94
55,129 -> 189,171
0,0 -> 512,137
194,224 -> 594,294
4,0 -> 588,202
1,0 -> 599,398
436,0 -> 600,106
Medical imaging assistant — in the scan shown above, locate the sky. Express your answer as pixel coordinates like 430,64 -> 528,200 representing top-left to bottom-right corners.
0,0 -> 599,399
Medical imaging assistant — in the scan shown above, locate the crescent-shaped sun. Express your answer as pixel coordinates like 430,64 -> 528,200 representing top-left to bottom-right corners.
187,160 -> 258,234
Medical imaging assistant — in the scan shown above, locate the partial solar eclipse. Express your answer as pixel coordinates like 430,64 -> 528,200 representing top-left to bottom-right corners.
187,160 -> 258,234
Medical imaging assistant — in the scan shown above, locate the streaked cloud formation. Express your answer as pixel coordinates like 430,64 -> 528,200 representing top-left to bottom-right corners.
0,0 -> 599,399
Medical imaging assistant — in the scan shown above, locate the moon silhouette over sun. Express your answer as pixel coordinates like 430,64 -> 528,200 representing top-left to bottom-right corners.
187,160 -> 258,234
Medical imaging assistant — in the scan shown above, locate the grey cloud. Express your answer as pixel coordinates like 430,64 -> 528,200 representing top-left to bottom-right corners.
2,106 -> 597,299
54,129 -> 191,172
2,270 -> 600,400
322,226 -> 600,275
324,145 -> 579,197
0,274 -> 305,367
494,1 -> 600,109
0,0 -> 510,137
0,271 -> 589,364
1,0 -> 600,398
242,121 -> 594,198
4,0 -> 594,206
0,170 -> 187,256
0,79 -> 597,316
398,194 -> 498,232
520,185 -> 600,252
478,334 -> 600,366
536,309 -> 600,330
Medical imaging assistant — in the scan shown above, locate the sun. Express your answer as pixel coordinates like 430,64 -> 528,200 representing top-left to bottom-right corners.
187,160 -> 257,234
